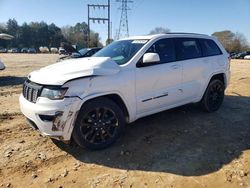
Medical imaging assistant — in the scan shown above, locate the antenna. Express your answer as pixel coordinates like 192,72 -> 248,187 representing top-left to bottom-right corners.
117,0 -> 133,39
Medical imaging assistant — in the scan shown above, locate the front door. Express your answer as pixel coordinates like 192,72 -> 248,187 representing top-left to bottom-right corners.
136,38 -> 182,115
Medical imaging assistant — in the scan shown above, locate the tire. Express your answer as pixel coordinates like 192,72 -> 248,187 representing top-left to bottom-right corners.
201,79 -> 225,112
72,97 -> 125,150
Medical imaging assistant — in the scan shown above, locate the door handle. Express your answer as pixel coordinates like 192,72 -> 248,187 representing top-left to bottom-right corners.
171,64 -> 179,69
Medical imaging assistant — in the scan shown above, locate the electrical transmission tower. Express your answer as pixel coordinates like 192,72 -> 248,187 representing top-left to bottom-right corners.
87,0 -> 111,47
117,0 -> 133,39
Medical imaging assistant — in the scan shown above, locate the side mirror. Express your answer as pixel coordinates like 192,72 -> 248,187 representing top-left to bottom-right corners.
143,53 -> 160,64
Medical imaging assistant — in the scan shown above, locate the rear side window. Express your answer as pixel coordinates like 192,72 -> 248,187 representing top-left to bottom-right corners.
175,38 -> 202,60
199,39 -> 222,56
146,38 -> 176,63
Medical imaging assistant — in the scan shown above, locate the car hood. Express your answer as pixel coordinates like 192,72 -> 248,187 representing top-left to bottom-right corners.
29,57 -> 120,85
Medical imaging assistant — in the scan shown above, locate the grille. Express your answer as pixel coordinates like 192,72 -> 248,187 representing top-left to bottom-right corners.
23,80 -> 42,103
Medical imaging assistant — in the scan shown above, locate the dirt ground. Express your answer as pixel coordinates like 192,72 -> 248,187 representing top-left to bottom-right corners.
0,54 -> 250,188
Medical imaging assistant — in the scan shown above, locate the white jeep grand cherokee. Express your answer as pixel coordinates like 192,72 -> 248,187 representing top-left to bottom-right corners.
20,33 -> 230,149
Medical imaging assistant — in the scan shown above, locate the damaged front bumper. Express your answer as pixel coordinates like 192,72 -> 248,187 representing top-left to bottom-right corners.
19,94 -> 82,141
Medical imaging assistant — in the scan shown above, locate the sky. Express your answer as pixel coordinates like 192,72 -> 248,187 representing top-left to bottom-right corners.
0,0 -> 249,44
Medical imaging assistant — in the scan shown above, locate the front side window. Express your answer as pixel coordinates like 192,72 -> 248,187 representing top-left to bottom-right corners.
175,38 -> 202,60
199,39 -> 222,56
93,39 -> 148,65
146,38 -> 176,64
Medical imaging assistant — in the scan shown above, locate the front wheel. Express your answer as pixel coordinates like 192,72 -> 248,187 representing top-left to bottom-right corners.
72,97 -> 125,150
201,79 -> 225,112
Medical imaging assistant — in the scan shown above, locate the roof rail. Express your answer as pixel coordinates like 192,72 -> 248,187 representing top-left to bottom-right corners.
165,32 -> 208,36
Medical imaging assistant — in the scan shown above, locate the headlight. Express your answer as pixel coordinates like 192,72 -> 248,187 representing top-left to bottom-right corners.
40,87 -> 68,100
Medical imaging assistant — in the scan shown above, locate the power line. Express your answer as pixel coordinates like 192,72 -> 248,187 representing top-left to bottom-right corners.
116,0 -> 133,39
87,0 -> 111,47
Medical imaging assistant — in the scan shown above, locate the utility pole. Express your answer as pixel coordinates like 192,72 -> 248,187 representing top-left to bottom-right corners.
87,0 -> 111,47
117,0 -> 133,39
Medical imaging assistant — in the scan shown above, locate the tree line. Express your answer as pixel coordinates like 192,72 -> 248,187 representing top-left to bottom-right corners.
0,19 -> 102,50
1,21 -> 249,53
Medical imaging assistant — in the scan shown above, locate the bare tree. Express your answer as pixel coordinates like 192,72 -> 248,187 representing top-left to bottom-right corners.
233,32 -> 249,51
212,30 -> 250,52
61,23 -> 102,48
61,25 -> 71,40
149,27 -> 170,35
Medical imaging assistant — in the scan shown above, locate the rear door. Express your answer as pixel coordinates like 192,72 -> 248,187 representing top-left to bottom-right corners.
175,38 -> 212,102
135,38 -> 182,115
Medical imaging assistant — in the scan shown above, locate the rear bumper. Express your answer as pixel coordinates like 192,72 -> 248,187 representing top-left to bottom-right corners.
19,94 -> 82,140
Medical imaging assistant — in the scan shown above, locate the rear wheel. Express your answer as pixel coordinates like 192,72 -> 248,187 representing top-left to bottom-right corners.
72,97 -> 125,150
201,79 -> 225,112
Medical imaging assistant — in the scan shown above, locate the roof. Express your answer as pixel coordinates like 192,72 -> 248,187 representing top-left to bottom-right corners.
120,32 -> 211,41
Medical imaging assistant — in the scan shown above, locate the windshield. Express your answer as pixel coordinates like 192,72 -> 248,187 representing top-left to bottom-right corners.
93,39 -> 148,65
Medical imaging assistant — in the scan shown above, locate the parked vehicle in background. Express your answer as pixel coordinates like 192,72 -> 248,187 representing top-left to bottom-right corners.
59,47 -> 102,61
28,48 -> 36,53
0,48 -> 7,53
244,55 -> 250,60
50,47 -> 58,54
20,33 -> 230,150
72,47 -> 102,58
230,52 -> 237,58
242,52 -> 250,59
39,46 -> 50,53
0,33 -> 14,71
21,48 -> 29,53
9,48 -> 20,53
59,47 -> 67,55
234,51 -> 250,59
0,33 -> 14,40
230,52 -> 239,59
0,60 -> 5,70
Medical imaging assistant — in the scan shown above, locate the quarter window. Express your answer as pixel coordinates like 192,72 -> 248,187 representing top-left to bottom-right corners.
146,38 -> 176,63
175,38 -> 202,60
199,39 -> 222,56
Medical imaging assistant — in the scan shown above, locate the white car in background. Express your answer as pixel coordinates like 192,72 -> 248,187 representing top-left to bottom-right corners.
20,33 -> 230,150
0,60 -> 5,70
59,47 -> 67,55
244,55 -> 250,60
0,33 -> 14,71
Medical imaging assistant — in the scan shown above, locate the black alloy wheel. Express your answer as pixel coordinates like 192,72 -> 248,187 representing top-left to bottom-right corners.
73,98 -> 125,150
201,79 -> 225,112
81,107 -> 118,144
